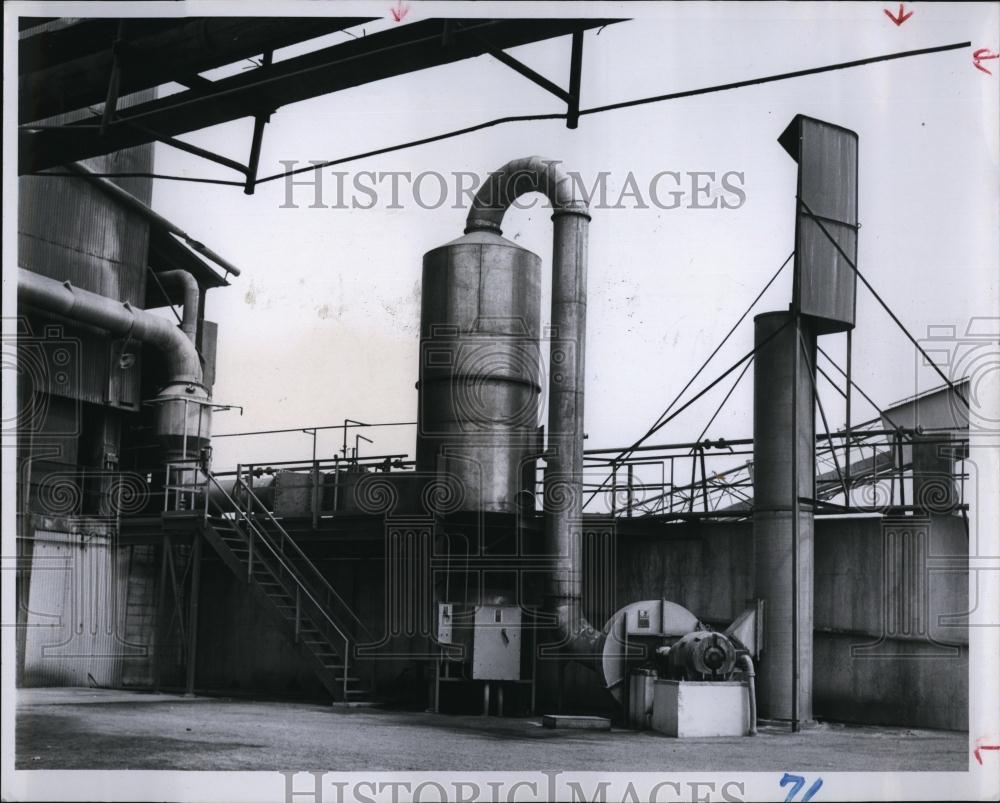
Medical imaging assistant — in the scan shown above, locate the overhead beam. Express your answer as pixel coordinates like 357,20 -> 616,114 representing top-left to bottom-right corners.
20,17 -> 375,124
471,30 -> 573,103
19,18 -> 185,73
20,18 -> 621,174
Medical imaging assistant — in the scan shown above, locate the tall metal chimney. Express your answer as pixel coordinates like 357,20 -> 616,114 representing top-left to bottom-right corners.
752,311 -> 817,722
753,115 -> 859,726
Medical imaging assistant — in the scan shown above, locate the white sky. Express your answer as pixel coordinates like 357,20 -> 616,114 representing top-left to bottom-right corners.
130,2 -> 997,469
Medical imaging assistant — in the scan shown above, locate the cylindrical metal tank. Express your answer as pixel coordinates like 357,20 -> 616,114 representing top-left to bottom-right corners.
752,311 -> 816,723
154,381 -> 212,463
416,231 -> 542,514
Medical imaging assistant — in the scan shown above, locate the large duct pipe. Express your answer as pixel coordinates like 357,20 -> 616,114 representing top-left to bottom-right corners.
465,157 -> 603,659
154,269 -> 200,342
17,267 -> 210,463
752,311 -> 816,723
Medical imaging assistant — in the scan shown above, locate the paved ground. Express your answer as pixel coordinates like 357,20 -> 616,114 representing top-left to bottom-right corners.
16,687 -> 967,771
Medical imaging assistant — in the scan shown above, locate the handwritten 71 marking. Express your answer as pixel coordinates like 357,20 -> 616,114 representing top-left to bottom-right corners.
780,773 -> 823,802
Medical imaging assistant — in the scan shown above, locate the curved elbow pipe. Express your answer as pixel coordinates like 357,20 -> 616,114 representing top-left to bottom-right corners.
17,266 -> 203,387
465,156 -> 590,234
154,269 -> 200,341
466,157 -> 602,662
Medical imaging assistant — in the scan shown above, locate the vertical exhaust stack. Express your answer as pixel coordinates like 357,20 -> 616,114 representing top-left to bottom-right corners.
753,115 -> 859,725
459,157 -> 602,659
752,311 -> 816,722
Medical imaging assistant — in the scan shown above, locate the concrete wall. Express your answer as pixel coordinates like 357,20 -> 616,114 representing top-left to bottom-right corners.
19,511 -> 967,730
812,514 -> 968,730
193,554 -> 327,699
558,515 -> 967,730
193,542 -> 431,702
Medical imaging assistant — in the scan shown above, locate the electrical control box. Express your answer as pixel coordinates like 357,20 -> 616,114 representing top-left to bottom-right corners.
472,605 -> 522,681
436,602 -> 523,681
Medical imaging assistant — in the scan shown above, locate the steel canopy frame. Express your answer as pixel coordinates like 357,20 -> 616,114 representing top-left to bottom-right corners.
19,17 -> 621,186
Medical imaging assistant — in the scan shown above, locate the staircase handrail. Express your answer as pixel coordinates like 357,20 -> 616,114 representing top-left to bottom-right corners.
202,471 -> 352,700
233,477 -> 377,644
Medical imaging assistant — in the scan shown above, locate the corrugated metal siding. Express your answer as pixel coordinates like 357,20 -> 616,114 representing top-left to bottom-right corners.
21,529 -> 143,688
18,89 -> 155,407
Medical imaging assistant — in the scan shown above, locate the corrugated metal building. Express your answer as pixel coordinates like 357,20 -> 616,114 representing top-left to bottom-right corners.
15,26 -> 230,687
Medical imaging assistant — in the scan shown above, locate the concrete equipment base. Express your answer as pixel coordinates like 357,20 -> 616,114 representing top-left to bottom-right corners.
651,680 -> 751,738
541,714 -> 611,730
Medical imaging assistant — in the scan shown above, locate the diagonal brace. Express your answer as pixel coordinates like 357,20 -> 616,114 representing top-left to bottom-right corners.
470,30 -> 573,104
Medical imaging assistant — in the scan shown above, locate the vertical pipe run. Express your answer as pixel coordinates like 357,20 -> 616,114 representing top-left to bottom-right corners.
845,329 -> 852,498
790,312 -> 800,731
464,156 -> 603,660
752,311 -> 816,725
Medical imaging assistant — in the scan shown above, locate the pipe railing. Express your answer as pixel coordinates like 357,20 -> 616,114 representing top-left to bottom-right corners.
202,471 -> 356,702
231,471 -> 376,644
562,428 -> 970,518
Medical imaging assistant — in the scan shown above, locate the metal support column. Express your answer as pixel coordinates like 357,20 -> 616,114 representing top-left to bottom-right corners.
184,531 -> 203,696
566,31 -> 584,129
243,51 -> 274,195
153,532 -> 170,692
845,329 -> 852,497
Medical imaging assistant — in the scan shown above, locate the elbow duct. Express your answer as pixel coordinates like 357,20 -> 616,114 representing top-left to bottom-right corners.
17,267 -> 210,463
154,269 -> 200,342
465,157 -> 603,663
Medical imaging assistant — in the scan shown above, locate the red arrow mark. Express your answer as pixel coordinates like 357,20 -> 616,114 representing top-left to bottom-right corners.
390,1 -> 409,22
884,4 -> 914,26
974,738 -> 1000,764
973,48 -> 1000,75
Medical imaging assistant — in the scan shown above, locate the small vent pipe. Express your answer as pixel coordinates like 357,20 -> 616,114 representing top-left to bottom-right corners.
465,157 -> 603,659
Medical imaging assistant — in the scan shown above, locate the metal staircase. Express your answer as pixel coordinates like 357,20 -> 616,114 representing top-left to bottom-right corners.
183,467 -> 373,703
